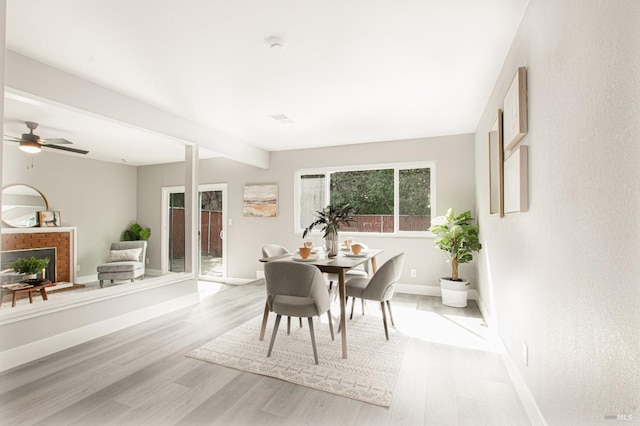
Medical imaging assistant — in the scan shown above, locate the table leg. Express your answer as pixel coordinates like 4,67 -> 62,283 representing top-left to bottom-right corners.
12,292 -> 18,307
370,256 -> 378,273
40,288 -> 49,301
338,269 -> 347,359
259,300 -> 269,341
28,291 -> 34,304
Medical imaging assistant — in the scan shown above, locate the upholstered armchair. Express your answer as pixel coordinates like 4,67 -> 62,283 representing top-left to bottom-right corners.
97,241 -> 147,288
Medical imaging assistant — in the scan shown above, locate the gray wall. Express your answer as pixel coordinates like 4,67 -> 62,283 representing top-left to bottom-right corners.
2,145 -> 138,279
474,0 -> 640,423
138,134 -> 477,288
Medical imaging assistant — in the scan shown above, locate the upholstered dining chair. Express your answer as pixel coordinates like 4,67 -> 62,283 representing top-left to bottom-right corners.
345,252 -> 405,340
260,245 -> 302,339
325,242 -> 370,291
264,261 -> 335,365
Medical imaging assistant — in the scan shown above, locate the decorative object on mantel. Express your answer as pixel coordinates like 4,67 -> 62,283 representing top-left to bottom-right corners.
303,203 -> 354,257
7,256 -> 50,284
504,145 -> 529,213
1,184 -> 48,228
429,208 -> 482,308
39,211 -> 61,227
122,223 -> 151,241
243,184 -> 278,217
503,66 -> 528,151
187,313 -> 407,407
488,109 -> 505,217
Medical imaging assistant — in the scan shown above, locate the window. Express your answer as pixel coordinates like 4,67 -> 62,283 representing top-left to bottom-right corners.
295,162 -> 435,235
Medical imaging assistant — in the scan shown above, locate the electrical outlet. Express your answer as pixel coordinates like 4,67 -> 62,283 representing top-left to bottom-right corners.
228,218 -> 233,226
410,268 -> 417,278
523,342 -> 529,367
76,264 -> 81,272
146,258 -> 150,265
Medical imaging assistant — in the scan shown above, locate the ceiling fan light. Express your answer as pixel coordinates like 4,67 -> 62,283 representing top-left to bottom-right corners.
19,140 -> 42,154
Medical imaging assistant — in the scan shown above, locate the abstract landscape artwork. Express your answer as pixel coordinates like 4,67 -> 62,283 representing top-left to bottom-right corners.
243,184 -> 278,217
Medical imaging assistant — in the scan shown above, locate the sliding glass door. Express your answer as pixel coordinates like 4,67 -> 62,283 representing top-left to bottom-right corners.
162,184 -> 227,280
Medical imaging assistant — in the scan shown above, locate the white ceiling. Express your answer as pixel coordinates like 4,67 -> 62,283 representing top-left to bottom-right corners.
3,0 -> 529,166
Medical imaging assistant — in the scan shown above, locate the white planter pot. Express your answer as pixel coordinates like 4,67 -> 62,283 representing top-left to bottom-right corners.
439,277 -> 470,308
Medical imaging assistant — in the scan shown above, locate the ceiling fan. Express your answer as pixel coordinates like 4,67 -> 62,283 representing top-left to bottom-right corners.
4,121 -> 89,155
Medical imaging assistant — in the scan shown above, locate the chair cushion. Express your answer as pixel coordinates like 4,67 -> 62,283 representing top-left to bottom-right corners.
107,248 -> 142,262
97,261 -> 143,273
270,295 -> 320,318
345,277 -> 369,298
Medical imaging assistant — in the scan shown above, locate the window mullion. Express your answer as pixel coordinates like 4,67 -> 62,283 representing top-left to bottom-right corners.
394,168 -> 399,233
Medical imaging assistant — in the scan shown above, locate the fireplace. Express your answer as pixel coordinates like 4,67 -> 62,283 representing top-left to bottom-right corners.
1,248 -> 56,284
1,227 -> 76,285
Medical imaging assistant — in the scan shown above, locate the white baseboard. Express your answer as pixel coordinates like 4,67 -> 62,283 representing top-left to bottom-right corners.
76,274 -> 97,284
0,292 -> 199,372
496,335 -> 548,426
475,295 -> 547,426
396,283 -> 478,300
77,269 -> 161,285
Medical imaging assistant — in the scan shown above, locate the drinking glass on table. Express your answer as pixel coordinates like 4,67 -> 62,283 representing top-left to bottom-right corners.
303,237 -> 314,249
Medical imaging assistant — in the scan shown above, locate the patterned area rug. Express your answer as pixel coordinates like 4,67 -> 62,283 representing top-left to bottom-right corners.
186,313 -> 408,406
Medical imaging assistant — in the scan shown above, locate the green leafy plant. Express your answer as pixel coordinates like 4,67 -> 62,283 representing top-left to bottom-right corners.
122,223 -> 151,241
302,203 -> 354,238
8,257 -> 50,275
428,208 -> 482,281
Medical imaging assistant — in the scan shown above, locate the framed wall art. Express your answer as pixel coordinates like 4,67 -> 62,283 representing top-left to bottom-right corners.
488,109 -> 504,217
503,66 -> 528,151
39,211 -> 61,227
504,145 -> 528,213
243,184 -> 278,217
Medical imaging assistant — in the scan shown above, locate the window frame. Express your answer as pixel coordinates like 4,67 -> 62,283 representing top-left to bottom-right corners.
294,161 -> 436,238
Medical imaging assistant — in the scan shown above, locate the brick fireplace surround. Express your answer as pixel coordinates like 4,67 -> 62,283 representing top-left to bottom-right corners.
1,227 -> 76,284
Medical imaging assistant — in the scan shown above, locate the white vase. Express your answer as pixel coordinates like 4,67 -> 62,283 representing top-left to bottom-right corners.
324,234 -> 339,257
439,277 -> 470,307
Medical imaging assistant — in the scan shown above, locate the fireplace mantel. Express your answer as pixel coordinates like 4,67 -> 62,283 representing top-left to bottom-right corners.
1,227 -> 77,283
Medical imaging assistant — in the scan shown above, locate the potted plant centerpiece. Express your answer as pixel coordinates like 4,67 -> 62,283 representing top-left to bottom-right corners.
8,256 -> 51,284
429,208 -> 482,307
303,203 -> 354,257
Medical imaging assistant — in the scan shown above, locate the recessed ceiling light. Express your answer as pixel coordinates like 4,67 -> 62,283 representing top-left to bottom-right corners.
269,113 -> 294,124
265,35 -> 286,50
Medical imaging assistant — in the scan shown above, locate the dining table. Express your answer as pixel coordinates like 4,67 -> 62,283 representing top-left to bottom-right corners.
259,247 -> 382,359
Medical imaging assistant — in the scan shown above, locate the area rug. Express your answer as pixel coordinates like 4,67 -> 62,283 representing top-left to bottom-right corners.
186,313 -> 408,406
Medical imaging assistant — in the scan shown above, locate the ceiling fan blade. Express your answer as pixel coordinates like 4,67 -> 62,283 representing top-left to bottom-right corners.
3,135 -> 22,142
42,138 -> 72,145
43,144 -> 89,155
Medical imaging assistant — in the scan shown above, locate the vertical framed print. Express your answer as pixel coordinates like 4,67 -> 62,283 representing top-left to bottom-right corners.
488,109 -> 504,217
503,67 -> 528,151
504,146 -> 528,213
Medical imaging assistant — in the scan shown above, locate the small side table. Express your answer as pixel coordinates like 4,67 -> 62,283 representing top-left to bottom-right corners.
0,280 -> 54,307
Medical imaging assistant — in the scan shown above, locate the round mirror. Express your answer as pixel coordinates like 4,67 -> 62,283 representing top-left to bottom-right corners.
2,184 -> 49,228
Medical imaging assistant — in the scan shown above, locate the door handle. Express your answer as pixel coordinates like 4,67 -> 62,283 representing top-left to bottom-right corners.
219,230 -> 224,240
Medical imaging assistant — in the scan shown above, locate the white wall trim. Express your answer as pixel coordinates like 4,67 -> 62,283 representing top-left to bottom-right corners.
0,291 -> 199,372
496,333 -> 548,426
396,282 -> 479,300
476,295 -> 547,426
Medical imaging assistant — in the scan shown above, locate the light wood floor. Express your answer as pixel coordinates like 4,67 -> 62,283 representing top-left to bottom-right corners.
0,281 -> 530,425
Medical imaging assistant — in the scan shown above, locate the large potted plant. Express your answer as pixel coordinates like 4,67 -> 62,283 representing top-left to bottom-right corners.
303,203 -> 354,257
122,223 -> 151,241
428,208 -> 482,307
8,256 -> 51,283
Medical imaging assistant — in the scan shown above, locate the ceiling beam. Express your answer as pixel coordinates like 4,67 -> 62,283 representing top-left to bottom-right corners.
4,50 -> 270,169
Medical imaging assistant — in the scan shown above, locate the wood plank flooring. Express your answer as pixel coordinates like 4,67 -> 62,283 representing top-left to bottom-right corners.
0,281 -> 531,425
